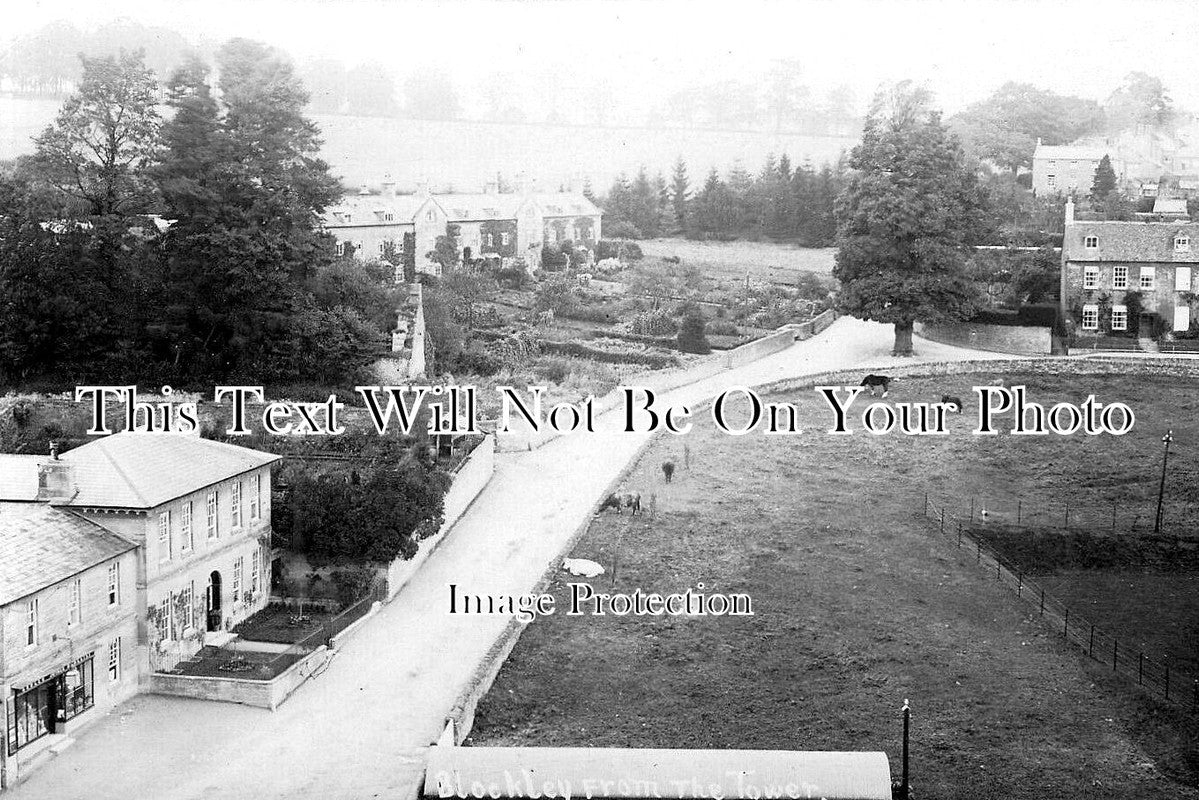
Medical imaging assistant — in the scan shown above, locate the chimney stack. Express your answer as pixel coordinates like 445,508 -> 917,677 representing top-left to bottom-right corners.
484,179 -> 498,195
49,441 -> 59,460
415,179 -> 430,198
358,184 -> 370,196
1065,196 -> 1075,225
514,171 -> 527,195
382,181 -> 396,198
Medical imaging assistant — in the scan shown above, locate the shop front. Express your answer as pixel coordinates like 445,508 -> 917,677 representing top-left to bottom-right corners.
6,654 -> 95,758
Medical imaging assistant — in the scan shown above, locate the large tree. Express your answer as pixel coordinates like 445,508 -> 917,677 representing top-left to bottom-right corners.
31,50 -> 161,216
1092,154 -> 1118,199
833,83 -> 986,356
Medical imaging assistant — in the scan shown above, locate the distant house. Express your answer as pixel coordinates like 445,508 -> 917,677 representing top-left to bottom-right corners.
0,435 -> 280,787
1061,198 -> 1199,337
1032,141 -> 1115,197
322,181 -> 602,277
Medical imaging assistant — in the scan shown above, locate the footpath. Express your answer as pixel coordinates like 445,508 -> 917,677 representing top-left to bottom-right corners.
8,319 -> 1015,800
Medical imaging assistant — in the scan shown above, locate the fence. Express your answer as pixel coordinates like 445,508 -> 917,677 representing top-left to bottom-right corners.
920,495 -> 1199,713
256,582 -> 388,678
946,495 -> 1199,542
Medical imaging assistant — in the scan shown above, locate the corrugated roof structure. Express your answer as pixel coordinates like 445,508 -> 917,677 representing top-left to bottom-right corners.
1064,221 -> 1199,263
59,433 -> 280,509
424,747 -> 893,800
0,502 -> 136,606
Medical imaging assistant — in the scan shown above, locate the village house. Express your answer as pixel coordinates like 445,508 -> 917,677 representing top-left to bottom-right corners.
0,435 -> 279,787
1032,141 -> 1116,197
321,180 -> 602,278
1060,198 -> 1199,338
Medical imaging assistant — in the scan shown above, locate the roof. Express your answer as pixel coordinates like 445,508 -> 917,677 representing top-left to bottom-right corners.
324,194 -> 432,227
0,455 -> 44,501
1153,197 -> 1189,215
1064,221 -> 1199,262
59,433 -> 280,509
0,502 -> 136,606
1033,144 -> 1109,162
436,193 -> 527,221
424,747 -> 892,800
534,192 -> 601,217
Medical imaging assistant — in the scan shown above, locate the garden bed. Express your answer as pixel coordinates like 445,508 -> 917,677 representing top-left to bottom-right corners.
232,603 -> 338,645
168,645 -> 307,680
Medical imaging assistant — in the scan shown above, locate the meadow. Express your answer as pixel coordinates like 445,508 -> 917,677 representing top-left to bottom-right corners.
467,368 -> 1199,800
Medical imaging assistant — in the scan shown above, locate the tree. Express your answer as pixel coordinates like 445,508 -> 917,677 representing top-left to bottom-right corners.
1092,154 -> 1117,199
676,305 -> 711,354
441,269 -> 496,331
427,224 -> 461,272
30,50 -> 161,216
833,82 -> 986,356
670,156 -> 690,232
1105,72 -> 1174,131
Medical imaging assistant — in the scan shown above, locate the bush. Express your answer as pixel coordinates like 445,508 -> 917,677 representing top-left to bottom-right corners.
596,240 -> 643,261
677,307 -> 711,354
330,565 -> 379,608
540,341 -> 679,368
493,266 -> 529,290
631,309 -> 677,336
705,319 -> 739,337
454,345 -> 504,376
533,357 -> 572,384
560,305 -> 617,323
604,221 -> 643,239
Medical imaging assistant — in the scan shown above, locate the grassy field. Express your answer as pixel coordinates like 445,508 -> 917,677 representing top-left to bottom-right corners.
638,238 -> 837,281
468,369 -> 1199,799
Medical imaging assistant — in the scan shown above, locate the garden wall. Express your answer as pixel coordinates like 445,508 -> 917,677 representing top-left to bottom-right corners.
148,646 -> 331,710
916,320 -> 1052,356
385,434 -> 496,599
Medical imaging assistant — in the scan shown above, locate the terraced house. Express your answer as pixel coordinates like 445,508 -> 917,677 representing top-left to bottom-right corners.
1061,198 -> 1199,338
323,181 -> 602,278
0,434 -> 279,789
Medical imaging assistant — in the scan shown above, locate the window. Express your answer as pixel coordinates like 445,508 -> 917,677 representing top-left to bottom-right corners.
231,482 -> 242,529
1047,174 -> 1057,188
426,210 -> 435,222
26,598 -> 37,647
1113,265 -> 1128,290
1140,267 -> 1156,290
344,214 -> 352,224
335,242 -> 345,257
397,238 -> 405,254
250,474 -> 261,521
384,212 -> 394,222
1084,235 -> 1098,249
233,557 -> 244,603
1176,305 -> 1191,332
108,563 -> 120,606
207,490 -> 218,539
500,232 -> 510,246
1083,265 -> 1099,289
251,550 -> 261,594
1111,305 -> 1128,331
156,597 -> 170,641
158,511 -> 171,562
181,501 -> 193,552
181,583 -> 194,631
1176,236 -> 1191,253
69,578 -> 82,626
1176,266 -> 1192,291
7,658 -> 93,755
1081,304 -> 1099,330
108,638 -> 121,682
379,241 -> 387,256
485,233 -> 494,247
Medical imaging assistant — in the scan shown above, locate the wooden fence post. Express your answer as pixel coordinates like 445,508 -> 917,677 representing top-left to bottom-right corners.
1040,588 -> 1045,615
1017,500 -> 1022,524
1017,572 -> 1022,597
957,522 -> 962,547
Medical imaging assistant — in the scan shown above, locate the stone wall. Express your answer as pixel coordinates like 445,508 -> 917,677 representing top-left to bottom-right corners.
147,645 -> 330,710
916,321 -> 1053,356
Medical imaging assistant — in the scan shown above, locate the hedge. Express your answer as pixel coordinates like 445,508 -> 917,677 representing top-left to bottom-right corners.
540,341 -> 680,368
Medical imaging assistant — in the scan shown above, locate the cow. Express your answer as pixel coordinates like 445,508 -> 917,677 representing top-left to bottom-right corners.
940,394 -> 964,413
860,374 -> 894,398
599,491 -> 642,515
662,460 -> 676,483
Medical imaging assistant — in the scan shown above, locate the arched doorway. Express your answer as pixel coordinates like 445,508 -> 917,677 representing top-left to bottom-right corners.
206,571 -> 223,632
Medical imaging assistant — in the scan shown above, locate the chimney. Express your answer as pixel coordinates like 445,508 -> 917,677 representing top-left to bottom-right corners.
37,459 -> 75,503
514,171 -> 527,194
49,441 -> 59,460
358,184 -> 370,196
1036,137 -> 1042,147
1065,196 -> 1075,225
484,179 -> 498,195
382,181 -> 396,198
415,179 -> 430,198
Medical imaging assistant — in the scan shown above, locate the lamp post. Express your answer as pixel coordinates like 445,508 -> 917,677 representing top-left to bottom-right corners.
1154,430 -> 1173,535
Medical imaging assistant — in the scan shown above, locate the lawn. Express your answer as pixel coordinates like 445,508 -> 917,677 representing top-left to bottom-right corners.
468,369 -> 1199,800
638,238 -> 836,280
168,646 -> 307,680
232,603 -> 338,645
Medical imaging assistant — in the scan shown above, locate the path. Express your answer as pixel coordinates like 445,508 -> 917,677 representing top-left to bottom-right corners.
8,319 -> 1017,800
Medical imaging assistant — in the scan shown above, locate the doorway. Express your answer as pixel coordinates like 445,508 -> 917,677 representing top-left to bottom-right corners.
206,570 -> 223,632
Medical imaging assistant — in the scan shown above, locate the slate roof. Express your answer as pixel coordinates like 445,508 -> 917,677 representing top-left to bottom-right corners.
436,193 -> 527,221
0,502 -> 135,606
534,192 -> 601,217
1064,221 -> 1199,263
323,194 -> 433,227
0,455 -> 43,501
1033,144 -> 1109,162
59,433 -> 280,510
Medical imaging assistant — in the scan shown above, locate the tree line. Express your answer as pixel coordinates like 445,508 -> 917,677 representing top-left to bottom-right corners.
599,156 -> 846,246
0,43 -> 398,390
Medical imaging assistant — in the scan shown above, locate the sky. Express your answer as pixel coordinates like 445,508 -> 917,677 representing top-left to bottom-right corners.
5,0 -> 1199,116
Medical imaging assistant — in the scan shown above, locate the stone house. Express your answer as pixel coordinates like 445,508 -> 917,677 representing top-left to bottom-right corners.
0,434 -> 279,788
1032,141 -> 1116,197
1061,198 -> 1199,337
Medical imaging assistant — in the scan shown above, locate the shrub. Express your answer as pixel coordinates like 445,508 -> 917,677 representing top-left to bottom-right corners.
454,346 -> 503,376
705,319 -> 739,337
677,307 -> 711,354
604,221 -> 643,239
631,309 -> 677,336
596,240 -> 643,261
330,565 -> 379,608
493,266 -> 529,290
533,357 -> 572,384
560,305 -> 617,323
